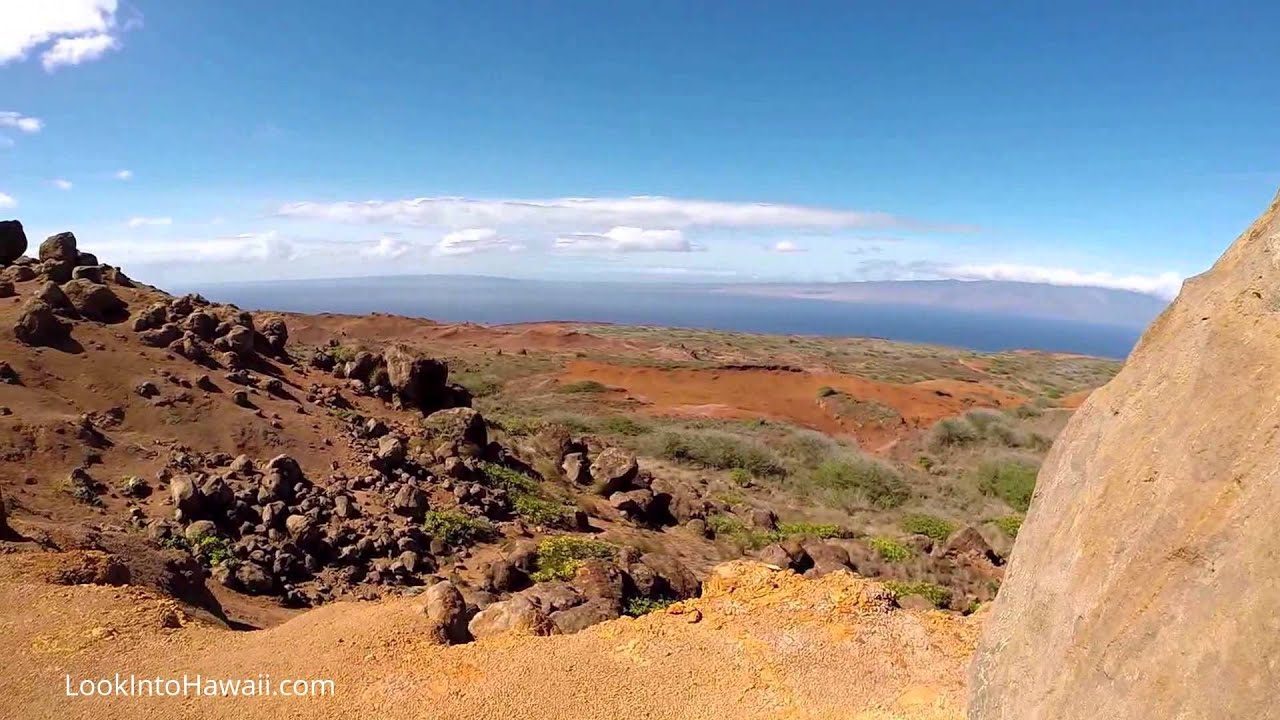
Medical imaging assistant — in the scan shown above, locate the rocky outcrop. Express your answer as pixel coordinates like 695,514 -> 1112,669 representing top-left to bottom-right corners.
0,219 -> 26,265
970,190 -> 1280,719
13,299 -> 69,346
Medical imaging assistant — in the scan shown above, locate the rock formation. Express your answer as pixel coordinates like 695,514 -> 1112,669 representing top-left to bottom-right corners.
970,190 -> 1280,718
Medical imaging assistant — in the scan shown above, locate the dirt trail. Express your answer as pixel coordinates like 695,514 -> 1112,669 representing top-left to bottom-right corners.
0,557 -> 975,720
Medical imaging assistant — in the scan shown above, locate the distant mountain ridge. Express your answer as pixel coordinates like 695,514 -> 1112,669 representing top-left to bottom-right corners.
716,279 -> 1170,328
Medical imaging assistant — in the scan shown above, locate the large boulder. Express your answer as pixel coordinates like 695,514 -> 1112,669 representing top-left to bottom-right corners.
384,344 -> 449,411
37,232 -> 77,281
13,299 -> 68,346
970,190 -> 1280,719
422,580 -> 471,644
61,279 -> 125,321
467,596 -> 556,640
422,407 -> 487,449
590,448 -> 639,496
0,219 -> 26,265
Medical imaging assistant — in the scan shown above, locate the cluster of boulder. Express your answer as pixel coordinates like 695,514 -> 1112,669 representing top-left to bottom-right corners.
309,342 -> 471,414
2,225 -> 133,346
131,291 -> 290,371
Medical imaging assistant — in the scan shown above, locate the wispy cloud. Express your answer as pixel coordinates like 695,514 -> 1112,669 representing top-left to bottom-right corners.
554,226 -> 691,253
361,236 -> 414,259
126,216 -> 172,227
0,1 -> 134,71
943,263 -> 1184,299
114,169 -> 132,180
277,195 -> 974,233
434,227 -> 522,256
91,231 -> 298,265
0,192 -> 15,209
0,111 -> 43,133
52,178 -> 73,190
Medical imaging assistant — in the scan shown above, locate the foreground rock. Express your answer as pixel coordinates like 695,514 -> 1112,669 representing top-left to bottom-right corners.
971,190 -> 1280,719
0,219 -> 26,265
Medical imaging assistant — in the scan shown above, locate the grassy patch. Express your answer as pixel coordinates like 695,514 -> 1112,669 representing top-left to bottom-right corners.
190,532 -> 235,567
479,462 -> 540,494
531,536 -> 617,582
926,417 -> 979,452
993,514 -> 1024,538
601,416 -> 651,436
775,521 -> 844,539
809,457 -> 909,509
973,458 -> 1039,512
653,430 -> 786,479
708,515 -> 845,548
423,510 -> 495,547
869,537 -> 913,562
512,494 -> 577,528
557,380 -> 610,394
884,580 -> 952,608
623,596 -> 675,616
900,514 -> 957,542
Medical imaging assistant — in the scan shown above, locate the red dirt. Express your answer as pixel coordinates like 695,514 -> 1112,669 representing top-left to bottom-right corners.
1059,389 -> 1092,408
560,360 -> 1022,448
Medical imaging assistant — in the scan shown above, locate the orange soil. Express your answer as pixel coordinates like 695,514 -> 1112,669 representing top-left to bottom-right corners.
561,360 -> 1022,448
1058,389 -> 1092,409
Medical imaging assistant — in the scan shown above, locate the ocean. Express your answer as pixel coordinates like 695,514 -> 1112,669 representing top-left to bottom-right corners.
189,275 -> 1144,359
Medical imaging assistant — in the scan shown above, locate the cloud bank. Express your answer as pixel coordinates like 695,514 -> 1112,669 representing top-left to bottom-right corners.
0,1 -> 131,71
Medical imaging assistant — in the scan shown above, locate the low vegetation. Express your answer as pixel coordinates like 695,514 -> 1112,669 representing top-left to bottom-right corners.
531,536 -> 617,582
900,513 -> 957,541
653,430 -> 786,480
511,494 -> 577,528
993,514 -> 1024,538
883,580 -> 952,608
973,458 -> 1040,512
623,596 -> 676,616
423,510 -> 495,547
809,457 -> 909,509
869,536 -> 913,562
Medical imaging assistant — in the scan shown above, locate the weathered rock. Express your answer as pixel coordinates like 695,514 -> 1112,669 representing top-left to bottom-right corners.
345,351 -> 379,382
216,325 -> 255,355
0,280 -> 13,298
423,580 -> 471,644
373,436 -> 406,470
61,279 -> 125,320
757,543 -> 794,569
234,563 -> 274,595
392,484 -> 429,519
422,407 -> 487,449
571,559 -> 624,606
136,381 -> 160,398
608,489 -> 655,521
139,323 -> 182,347
183,519 -> 218,542
467,596 -> 556,639
169,476 -> 203,518
133,302 -> 169,331
639,552 -> 700,599
519,580 -> 583,613
936,526 -> 1000,564
13,299 -> 69,346
1,264 -> 34,283
34,281 -> 74,314
970,191 -> 1280,720
383,344 -> 450,412
70,265 -> 104,283
259,317 -> 288,353
38,231 -> 77,264
562,452 -> 590,484
483,558 -> 528,593
0,220 -> 26,265
550,598 -> 621,635
591,448 -> 639,496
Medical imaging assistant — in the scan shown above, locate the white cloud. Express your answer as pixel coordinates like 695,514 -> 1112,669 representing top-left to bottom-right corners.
277,195 -> 969,232
0,1 -> 129,70
361,236 -> 414,260
127,216 -> 172,227
0,192 -> 15,209
943,263 -> 1184,299
52,178 -> 73,190
770,240 -> 806,253
0,111 -> 43,133
92,231 -> 298,265
433,227 -> 521,256
41,32 -> 120,70
555,226 -> 691,253
114,169 -> 132,180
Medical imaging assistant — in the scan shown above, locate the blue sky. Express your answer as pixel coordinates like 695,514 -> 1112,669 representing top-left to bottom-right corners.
2,1 -> 1278,296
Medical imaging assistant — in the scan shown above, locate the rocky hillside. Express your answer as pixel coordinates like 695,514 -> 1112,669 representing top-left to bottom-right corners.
970,192 -> 1280,718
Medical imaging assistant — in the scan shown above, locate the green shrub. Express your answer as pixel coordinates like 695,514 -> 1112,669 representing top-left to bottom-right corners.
1012,403 -> 1043,419
705,514 -> 775,549
963,408 -> 1005,432
623,596 -> 675,616
729,468 -> 753,487
869,537 -> 913,562
602,416 -> 650,436
884,580 -> 952,608
191,532 -> 235,567
424,510 -> 495,547
775,521 -> 844,539
993,514 -> 1024,538
531,536 -> 617,582
926,417 -> 979,451
810,457 -> 909,509
654,431 -> 786,479
512,494 -> 576,528
900,514 -> 957,541
973,458 -> 1039,512
779,430 -> 840,468
557,380 -> 609,394
480,462 -> 539,494
329,345 -> 357,363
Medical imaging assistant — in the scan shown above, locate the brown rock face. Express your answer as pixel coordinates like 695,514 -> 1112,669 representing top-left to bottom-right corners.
0,219 -> 26,265
970,190 -> 1280,719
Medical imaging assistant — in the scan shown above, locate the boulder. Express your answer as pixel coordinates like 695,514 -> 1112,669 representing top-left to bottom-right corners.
133,302 -> 169,331
590,448 -> 639,495
259,317 -> 288,353
0,280 -> 13,298
392,484 -> 429,519
550,599 -> 620,635
467,596 -> 556,640
639,552 -> 700,599
183,311 -> 218,340
423,580 -> 471,644
608,488 -> 655,521
38,231 -> 77,263
970,190 -> 1280,720
483,558 -> 528,593
169,476 -> 203,518
936,525 -> 1000,565
373,436 -> 406,470
519,581 -> 583,613
571,559 -> 624,606
422,407 -> 487,449
70,265 -> 104,283
61,279 -> 125,321
13,300 -> 69,346
34,281 -> 74,315
234,563 -> 274,595
1,265 -> 34,283
384,344 -> 450,411
139,324 -> 182,348
0,220 -> 26,265
562,452 -> 590,484
215,325 -> 255,355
